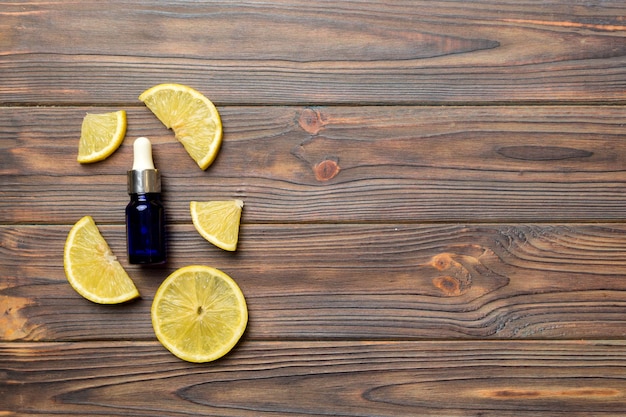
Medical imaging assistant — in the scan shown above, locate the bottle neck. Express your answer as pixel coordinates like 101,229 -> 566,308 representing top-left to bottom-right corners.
127,169 -> 161,194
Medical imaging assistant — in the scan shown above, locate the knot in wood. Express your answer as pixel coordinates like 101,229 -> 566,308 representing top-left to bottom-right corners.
432,275 -> 463,296
429,253 -> 472,296
314,159 -> 340,181
298,108 -> 327,135
431,253 -> 453,271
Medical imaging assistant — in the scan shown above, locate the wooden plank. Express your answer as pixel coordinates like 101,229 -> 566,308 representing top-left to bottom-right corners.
3,223 -> 626,341
2,105 -> 626,223
1,1 -> 625,104
2,340 -> 626,416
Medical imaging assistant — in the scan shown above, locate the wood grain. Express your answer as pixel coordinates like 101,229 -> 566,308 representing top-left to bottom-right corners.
3,1 -> 626,415
2,105 -> 626,224
3,223 -> 626,341
3,340 -> 626,416
1,1 -> 625,105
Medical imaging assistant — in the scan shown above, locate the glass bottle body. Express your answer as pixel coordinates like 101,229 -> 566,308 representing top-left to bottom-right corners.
126,193 -> 166,264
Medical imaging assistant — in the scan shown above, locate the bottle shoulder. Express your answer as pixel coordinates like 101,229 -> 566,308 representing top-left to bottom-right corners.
127,193 -> 164,211
128,192 -> 162,201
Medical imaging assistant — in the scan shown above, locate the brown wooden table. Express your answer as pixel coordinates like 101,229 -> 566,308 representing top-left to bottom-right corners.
2,1 -> 626,415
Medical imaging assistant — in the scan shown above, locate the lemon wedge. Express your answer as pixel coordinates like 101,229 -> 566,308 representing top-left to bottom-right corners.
151,265 -> 248,363
63,216 -> 139,304
190,200 -> 243,251
77,110 -> 127,163
139,83 -> 223,170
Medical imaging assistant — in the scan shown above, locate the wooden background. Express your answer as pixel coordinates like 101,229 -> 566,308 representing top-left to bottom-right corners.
2,1 -> 626,415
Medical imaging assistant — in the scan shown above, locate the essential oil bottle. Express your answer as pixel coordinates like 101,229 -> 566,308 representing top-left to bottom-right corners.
126,137 -> 166,264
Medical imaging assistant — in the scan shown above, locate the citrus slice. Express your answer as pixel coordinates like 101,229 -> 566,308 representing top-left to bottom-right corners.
77,110 -> 127,163
63,216 -> 139,304
190,200 -> 244,251
151,265 -> 248,363
139,83 -> 222,170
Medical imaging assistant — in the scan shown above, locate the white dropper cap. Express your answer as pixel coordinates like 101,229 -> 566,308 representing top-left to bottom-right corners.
132,137 -> 156,170
127,137 -> 161,194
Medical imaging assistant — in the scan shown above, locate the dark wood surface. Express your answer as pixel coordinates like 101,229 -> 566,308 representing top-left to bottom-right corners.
2,1 -> 626,415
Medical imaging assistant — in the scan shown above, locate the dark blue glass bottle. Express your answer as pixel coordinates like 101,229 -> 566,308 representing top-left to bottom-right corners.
126,137 -> 167,264
126,193 -> 166,264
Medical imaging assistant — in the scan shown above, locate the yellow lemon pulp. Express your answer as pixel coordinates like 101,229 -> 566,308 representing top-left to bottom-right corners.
139,83 -> 223,170
77,110 -> 127,163
63,216 -> 139,304
190,200 -> 244,251
151,265 -> 248,363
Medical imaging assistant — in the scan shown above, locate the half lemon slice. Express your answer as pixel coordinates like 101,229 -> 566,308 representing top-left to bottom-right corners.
64,216 -> 139,304
139,83 -> 223,170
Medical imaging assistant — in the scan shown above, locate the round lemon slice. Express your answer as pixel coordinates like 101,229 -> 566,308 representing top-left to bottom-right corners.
64,216 -> 139,304
151,265 -> 248,363
77,110 -> 127,163
139,83 -> 223,170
